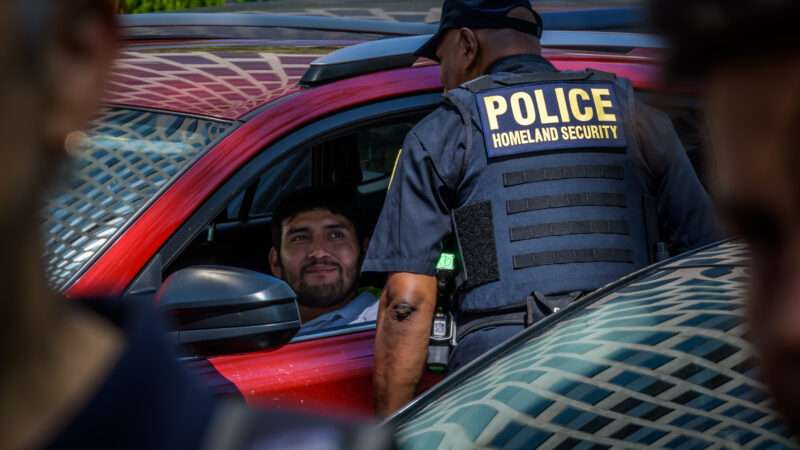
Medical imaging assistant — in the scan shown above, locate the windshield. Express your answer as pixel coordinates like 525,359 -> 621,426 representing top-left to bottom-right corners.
393,242 -> 794,449
44,108 -> 232,290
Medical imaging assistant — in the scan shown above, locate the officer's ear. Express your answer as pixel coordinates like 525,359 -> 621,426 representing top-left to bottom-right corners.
456,27 -> 480,69
268,247 -> 283,278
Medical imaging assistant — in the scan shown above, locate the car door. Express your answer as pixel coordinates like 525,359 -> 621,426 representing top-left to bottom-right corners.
146,93 -> 443,416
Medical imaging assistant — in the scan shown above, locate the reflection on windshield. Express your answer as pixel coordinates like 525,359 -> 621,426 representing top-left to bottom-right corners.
43,109 -> 231,290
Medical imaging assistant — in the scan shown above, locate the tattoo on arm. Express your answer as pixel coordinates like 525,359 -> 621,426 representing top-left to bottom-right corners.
390,302 -> 417,321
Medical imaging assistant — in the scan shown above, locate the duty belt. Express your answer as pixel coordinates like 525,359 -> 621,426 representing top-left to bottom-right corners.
455,291 -> 583,342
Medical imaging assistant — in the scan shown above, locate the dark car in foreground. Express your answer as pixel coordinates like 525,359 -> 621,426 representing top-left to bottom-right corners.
391,241 -> 795,449
45,10 -> 725,416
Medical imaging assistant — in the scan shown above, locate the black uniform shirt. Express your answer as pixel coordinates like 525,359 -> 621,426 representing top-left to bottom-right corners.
362,54 -> 720,277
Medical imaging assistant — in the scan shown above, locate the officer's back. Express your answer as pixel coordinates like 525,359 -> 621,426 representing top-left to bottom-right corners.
364,0 -> 721,417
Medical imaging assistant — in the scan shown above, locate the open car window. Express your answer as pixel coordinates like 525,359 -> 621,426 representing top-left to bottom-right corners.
161,101 -> 434,340
392,242 -> 794,449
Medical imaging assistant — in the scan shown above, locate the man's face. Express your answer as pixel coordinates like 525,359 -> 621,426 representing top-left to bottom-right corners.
706,58 -> 800,429
271,209 -> 361,309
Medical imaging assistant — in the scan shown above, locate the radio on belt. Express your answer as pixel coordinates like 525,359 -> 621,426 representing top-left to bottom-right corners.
427,252 -> 457,373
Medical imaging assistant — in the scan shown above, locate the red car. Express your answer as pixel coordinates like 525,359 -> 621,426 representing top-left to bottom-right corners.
46,11 -> 695,416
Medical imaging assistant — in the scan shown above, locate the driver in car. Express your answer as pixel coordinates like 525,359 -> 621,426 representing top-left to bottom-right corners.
269,187 -> 378,332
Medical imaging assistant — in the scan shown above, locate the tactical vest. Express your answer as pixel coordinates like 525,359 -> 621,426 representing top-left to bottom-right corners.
446,69 -> 653,313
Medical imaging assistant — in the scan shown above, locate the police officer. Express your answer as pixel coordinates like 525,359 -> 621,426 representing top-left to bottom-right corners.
363,0 -> 720,416
650,0 -> 800,436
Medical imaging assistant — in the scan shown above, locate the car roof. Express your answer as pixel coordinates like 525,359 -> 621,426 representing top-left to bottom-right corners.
106,10 -> 657,121
107,41 -> 338,121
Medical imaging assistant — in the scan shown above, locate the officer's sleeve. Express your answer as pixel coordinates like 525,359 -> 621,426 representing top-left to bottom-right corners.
635,102 -> 722,250
361,131 -> 454,276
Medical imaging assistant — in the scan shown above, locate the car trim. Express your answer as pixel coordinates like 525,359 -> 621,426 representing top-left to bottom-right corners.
387,238 -> 740,424
103,102 -> 243,126
292,322 -> 377,344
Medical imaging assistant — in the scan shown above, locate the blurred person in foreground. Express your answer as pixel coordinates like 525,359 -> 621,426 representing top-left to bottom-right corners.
0,2 -> 389,449
650,0 -> 800,435
365,0 -> 720,417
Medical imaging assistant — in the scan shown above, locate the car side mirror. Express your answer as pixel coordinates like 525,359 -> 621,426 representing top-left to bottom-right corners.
157,266 -> 301,356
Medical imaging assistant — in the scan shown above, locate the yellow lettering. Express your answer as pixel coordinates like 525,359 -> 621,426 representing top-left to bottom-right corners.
483,96 -> 508,130
554,88 -> 571,123
590,125 -> 600,139
523,129 -> 532,144
534,90 -> 559,124
609,125 -> 618,139
561,127 -> 569,141
509,131 -> 521,146
510,92 -> 536,126
492,132 -> 503,148
535,128 -> 545,143
500,132 -> 511,147
568,126 -> 577,140
569,89 -> 593,122
592,88 -> 617,122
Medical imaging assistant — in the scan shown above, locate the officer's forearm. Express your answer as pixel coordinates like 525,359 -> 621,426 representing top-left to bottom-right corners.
374,272 -> 437,417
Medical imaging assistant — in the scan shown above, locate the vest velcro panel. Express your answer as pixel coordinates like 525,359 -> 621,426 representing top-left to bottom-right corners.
506,193 -> 627,215
503,165 -> 625,187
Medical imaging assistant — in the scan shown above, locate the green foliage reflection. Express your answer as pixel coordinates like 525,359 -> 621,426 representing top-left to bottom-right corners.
114,0 -> 258,13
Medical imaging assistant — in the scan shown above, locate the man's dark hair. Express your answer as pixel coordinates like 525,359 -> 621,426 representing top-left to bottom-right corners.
271,186 -> 363,251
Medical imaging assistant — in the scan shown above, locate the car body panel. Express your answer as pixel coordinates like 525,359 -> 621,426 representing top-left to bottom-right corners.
392,241 -> 794,448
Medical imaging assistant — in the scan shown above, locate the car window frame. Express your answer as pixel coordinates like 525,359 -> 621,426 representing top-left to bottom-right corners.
126,92 -> 442,341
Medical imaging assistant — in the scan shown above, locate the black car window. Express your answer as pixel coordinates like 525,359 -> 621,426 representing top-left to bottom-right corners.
356,121 -> 415,194
45,108 -> 232,291
392,241 -> 794,449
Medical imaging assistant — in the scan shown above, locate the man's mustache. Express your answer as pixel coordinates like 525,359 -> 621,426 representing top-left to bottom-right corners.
301,258 -> 342,275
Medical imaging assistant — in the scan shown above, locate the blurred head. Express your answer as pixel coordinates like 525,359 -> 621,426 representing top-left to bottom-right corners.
652,0 -> 800,431
0,1 -> 117,232
416,0 -> 543,90
269,188 -> 364,314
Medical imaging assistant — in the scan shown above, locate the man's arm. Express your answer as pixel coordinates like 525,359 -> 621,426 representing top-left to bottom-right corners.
374,272 -> 437,417
362,113 -> 465,416
636,102 -> 723,249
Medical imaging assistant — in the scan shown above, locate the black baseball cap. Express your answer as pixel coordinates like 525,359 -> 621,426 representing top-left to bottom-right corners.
415,0 -> 544,61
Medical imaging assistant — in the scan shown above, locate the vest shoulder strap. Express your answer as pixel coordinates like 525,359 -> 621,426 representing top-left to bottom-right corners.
461,69 -> 619,93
